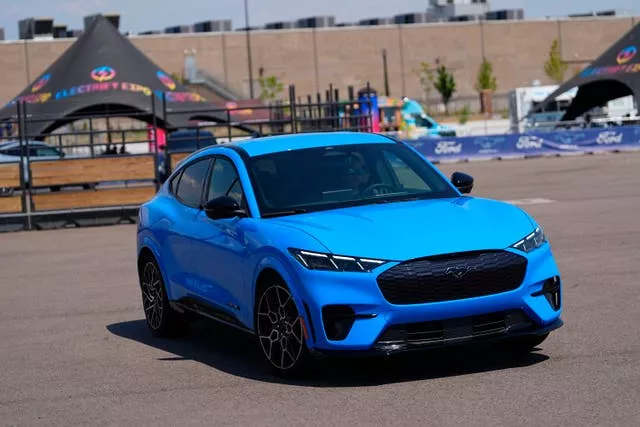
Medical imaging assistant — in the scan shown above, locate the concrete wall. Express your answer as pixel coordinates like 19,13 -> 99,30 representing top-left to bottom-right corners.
0,16 -> 637,110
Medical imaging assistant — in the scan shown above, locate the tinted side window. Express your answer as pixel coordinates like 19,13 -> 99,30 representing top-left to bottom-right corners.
175,158 -> 211,208
30,147 -> 61,157
1,147 -> 22,156
168,170 -> 182,194
207,158 -> 244,205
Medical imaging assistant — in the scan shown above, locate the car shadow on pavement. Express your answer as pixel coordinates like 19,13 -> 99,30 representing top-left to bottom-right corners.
107,319 -> 550,387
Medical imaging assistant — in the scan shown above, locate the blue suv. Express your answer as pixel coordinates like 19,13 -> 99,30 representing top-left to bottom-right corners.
136,132 -> 563,376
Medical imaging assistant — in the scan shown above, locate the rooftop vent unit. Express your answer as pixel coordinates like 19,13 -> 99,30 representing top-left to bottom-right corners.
359,18 -> 392,26
165,25 -> 192,34
296,16 -> 336,29
393,12 -> 428,25
193,20 -> 232,33
485,9 -> 525,21
19,17 -> 54,40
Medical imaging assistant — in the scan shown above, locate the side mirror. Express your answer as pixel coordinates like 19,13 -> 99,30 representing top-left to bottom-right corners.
203,196 -> 247,220
451,171 -> 474,194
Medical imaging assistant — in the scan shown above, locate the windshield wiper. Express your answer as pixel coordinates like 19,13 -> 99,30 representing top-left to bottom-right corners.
261,208 -> 308,218
373,195 -> 420,204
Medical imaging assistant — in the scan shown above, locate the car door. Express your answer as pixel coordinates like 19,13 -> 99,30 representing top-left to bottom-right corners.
163,156 -> 213,301
190,156 -> 249,317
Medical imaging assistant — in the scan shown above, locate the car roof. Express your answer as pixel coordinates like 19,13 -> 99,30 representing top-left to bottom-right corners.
221,131 -> 396,158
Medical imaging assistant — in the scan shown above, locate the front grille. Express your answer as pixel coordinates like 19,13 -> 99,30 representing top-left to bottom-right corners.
376,310 -> 533,347
376,250 -> 527,305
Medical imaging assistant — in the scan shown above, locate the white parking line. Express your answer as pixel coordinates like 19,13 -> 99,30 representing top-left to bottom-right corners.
505,198 -> 556,206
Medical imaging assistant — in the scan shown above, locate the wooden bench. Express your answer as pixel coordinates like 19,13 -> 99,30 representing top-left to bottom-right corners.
0,196 -> 22,214
29,155 -> 157,212
0,162 -> 23,214
32,186 -> 156,211
30,155 -> 156,186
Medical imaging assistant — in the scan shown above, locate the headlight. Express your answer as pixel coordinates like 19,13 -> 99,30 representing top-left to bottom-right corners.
288,248 -> 387,272
511,227 -> 546,253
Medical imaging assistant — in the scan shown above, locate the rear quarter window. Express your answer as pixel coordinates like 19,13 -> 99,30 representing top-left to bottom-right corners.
172,158 -> 211,208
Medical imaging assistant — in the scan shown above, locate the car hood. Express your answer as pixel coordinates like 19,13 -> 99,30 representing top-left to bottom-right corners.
267,197 -> 535,261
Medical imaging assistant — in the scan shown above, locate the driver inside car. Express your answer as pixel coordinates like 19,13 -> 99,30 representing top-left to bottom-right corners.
345,152 -> 395,197
344,152 -> 372,195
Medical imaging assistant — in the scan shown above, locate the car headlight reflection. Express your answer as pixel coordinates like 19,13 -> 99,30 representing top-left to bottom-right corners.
289,249 -> 387,272
511,227 -> 546,253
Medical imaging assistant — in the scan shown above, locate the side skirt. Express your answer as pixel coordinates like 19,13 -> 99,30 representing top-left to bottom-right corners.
171,297 -> 254,335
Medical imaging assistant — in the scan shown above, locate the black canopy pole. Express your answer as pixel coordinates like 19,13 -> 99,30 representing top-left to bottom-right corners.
151,95 -> 160,190
17,102 -> 28,219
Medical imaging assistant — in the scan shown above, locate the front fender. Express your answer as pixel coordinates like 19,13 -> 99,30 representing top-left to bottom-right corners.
245,249 -> 308,332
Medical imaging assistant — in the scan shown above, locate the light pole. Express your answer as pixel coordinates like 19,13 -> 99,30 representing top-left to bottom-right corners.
382,49 -> 390,96
23,40 -> 31,85
244,0 -> 255,99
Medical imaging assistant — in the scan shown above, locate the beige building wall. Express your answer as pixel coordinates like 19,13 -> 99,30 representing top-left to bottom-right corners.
0,16 -> 637,111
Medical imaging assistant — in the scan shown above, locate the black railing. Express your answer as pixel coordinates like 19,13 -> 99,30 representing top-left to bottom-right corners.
161,83 -> 373,139
0,83 -> 374,232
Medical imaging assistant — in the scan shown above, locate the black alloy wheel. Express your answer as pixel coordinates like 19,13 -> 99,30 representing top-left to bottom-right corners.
139,257 -> 189,337
256,282 -> 309,376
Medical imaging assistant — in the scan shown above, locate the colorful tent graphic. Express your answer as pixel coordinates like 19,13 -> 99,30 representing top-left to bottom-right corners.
530,22 -> 640,122
0,15 -> 228,137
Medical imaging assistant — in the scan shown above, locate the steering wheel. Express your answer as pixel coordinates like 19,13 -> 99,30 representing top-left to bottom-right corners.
362,183 -> 396,196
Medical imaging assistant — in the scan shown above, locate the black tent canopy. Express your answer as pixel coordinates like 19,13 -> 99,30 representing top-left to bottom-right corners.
530,22 -> 640,122
0,15 -> 228,138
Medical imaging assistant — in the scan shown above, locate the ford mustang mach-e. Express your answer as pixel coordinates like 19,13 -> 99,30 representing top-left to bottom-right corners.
136,132 -> 563,376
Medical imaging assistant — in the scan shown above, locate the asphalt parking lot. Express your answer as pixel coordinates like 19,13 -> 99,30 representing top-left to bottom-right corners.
1,152 -> 639,426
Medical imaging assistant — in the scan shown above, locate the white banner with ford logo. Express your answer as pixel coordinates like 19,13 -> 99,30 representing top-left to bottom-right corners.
404,125 -> 640,161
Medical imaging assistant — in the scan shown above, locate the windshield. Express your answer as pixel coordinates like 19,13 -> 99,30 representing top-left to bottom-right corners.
247,143 -> 458,217
413,114 -> 435,129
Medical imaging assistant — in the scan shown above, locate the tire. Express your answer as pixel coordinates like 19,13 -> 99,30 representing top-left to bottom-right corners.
254,279 -> 310,377
496,333 -> 549,354
138,256 -> 189,338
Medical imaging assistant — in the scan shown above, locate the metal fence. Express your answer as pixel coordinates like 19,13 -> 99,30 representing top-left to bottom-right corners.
0,84 -> 374,232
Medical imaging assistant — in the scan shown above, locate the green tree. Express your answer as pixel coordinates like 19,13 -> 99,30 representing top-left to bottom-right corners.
258,67 -> 284,102
458,104 -> 471,125
475,58 -> 497,114
414,61 -> 435,109
474,58 -> 497,93
433,64 -> 456,115
544,39 -> 568,84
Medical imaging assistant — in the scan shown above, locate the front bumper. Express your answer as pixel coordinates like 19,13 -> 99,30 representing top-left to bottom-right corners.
310,317 -> 564,358
292,244 -> 563,354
